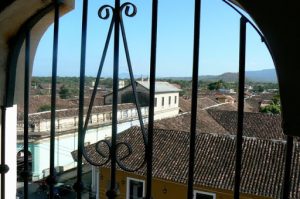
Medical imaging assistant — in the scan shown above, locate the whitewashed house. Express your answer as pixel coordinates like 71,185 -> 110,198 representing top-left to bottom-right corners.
104,80 -> 181,120
17,103 -> 149,180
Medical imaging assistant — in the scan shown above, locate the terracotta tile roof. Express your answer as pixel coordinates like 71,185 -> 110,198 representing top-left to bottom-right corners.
207,110 -> 285,140
154,110 -> 228,134
245,94 -> 275,112
17,95 -> 78,114
179,97 -> 219,113
198,97 -> 219,109
18,103 -> 136,122
179,97 -> 191,112
209,103 -> 237,111
80,127 -> 300,199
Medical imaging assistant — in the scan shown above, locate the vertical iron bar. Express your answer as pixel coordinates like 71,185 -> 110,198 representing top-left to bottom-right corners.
119,19 -> 146,138
75,0 -> 88,198
23,31 -> 30,199
83,19 -> 114,133
187,0 -> 201,198
234,16 -> 247,199
49,1 -> 60,198
0,106 -> 6,199
282,135 -> 293,199
107,1 -> 119,198
146,0 -> 158,198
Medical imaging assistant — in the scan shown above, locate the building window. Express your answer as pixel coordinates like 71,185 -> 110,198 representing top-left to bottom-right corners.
123,110 -> 128,118
169,96 -> 171,105
162,97 -> 164,106
175,96 -> 177,104
133,109 -> 137,117
74,117 -> 77,126
126,178 -> 145,199
154,97 -> 157,107
194,191 -> 216,199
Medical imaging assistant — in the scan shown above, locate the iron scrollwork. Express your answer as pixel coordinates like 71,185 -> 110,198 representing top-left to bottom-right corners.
81,1 -> 147,173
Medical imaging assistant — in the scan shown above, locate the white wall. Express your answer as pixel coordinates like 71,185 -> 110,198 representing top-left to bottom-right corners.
0,105 -> 17,198
16,96 -> 179,180
154,92 -> 180,119
20,106 -> 148,134
28,118 -> 144,180
154,93 -> 179,111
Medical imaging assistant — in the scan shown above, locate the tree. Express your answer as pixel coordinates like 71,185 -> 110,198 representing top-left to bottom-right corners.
59,85 -> 72,99
37,104 -> 51,112
207,80 -> 227,90
260,104 -> 281,114
272,94 -> 280,105
253,85 -> 264,93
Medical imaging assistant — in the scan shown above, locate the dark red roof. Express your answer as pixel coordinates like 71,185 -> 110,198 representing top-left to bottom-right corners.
207,110 -> 285,140
154,110 -> 228,134
80,127 -> 300,199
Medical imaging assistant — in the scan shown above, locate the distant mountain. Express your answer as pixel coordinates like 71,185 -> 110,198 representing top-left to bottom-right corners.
245,69 -> 277,82
163,69 -> 277,83
199,72 -> 239,82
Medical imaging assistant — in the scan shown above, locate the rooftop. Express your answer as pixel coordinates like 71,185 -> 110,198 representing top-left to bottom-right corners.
18,103 -> 136,122
207,110 -> 285,140
154,110 -> 228,134
80,127 -> 300,199
137,81 -> 182,93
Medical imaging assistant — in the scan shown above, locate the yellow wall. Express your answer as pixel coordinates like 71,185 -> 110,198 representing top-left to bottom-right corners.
99,168 -> 271,199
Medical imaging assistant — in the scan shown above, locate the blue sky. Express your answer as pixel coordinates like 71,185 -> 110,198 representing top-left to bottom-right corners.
33,0 -> 274,77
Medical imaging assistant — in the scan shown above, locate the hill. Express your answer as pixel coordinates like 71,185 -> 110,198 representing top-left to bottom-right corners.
162,69 -> 277,83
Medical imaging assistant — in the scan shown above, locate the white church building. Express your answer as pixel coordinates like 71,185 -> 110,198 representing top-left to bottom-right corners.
104,80 -> 181,120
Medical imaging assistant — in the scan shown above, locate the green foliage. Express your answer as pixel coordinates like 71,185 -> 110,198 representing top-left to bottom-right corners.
250,82 -> 279,93
253,85 -> 264,92
37,104 -> 51,112
259,93 -> 281,114
207,80 -> 228,90
31,77 -> 114,97
260,104 -> 281,114
272,94 -> 280,105
59,85 -> 72,99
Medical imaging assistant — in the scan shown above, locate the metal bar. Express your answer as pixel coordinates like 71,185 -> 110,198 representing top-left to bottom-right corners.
83,18 -> 114,133
5,3 -> 56,107
23,31 -> 31,199
75,0 -> 88,198
282,135 -> 293,199
146,0 -> 158,198
49,1 -> 60,198
119,18 -> 147,140
0,106 -> 6,199
106,1 -> 120,198
234,16 -> 247,199
187,0 -> 201,198
221,0 -> 273,67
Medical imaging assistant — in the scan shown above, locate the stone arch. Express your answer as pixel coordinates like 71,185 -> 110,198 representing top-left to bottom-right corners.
0,0 -> 74,107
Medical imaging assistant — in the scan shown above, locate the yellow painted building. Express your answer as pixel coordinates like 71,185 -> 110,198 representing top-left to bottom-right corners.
98,168 -> 271,199
82,127 -> 300,199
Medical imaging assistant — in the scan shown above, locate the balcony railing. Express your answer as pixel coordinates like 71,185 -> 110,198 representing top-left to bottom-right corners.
0,0 -> 294,199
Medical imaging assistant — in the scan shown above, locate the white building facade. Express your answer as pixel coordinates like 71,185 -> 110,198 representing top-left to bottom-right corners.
104,81 -> 181,120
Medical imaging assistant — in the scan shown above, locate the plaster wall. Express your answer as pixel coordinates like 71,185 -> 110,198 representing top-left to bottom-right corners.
0,105 -> 17,198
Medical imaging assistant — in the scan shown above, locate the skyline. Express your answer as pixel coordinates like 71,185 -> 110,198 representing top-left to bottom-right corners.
33,0 -> 275,77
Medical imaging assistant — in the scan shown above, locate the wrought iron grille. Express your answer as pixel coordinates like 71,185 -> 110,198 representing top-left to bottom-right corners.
0,0 -> 294,199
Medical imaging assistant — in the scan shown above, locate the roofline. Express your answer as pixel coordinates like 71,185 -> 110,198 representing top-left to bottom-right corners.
103,81 -> 181,97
